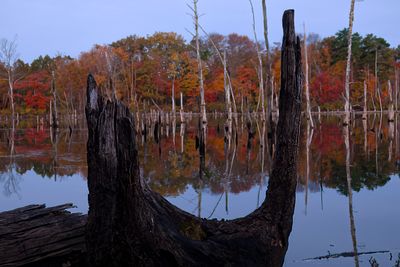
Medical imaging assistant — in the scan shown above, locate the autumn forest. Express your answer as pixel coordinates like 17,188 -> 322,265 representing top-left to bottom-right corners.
1,0 -> 400,266
1,29 -> 399,117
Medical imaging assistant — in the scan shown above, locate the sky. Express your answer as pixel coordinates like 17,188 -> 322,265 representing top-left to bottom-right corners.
1,0 -> 399,63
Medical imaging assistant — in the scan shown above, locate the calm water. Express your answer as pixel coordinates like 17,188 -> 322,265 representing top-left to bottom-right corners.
0,114 -> 399,266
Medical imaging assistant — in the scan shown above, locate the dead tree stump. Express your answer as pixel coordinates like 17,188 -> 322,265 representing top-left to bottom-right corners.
85,9 -> 302,267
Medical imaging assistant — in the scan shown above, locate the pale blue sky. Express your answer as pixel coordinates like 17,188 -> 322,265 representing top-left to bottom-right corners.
1,0 -> 399,62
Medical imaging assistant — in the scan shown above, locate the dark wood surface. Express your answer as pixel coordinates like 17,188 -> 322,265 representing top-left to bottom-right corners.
0,204 -> 87,267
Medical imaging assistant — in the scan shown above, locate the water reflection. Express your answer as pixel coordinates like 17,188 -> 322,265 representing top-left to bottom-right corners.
140,114 -> 398,204
0,114 -> 400,265
0,114 -> 399,206
0,124 -> 87,188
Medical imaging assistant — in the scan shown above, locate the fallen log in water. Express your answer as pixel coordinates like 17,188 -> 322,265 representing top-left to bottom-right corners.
303,250 -> 390,261
0,204 -> 87,267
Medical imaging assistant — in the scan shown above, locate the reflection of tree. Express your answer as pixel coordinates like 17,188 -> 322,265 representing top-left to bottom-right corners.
0,125 -> 87,180
142,115 -> 399,199
142,119 -> 262,197
344,125 -> 359,267
309,117 -> 394,196
3,115 -> 397,202
0,163 -> 21,197
0,125 -> 21,197
326,157 -> 391,196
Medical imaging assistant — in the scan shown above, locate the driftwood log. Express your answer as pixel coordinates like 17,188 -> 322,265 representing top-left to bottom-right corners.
0,204 -> 86,267
85,9 -> 302,267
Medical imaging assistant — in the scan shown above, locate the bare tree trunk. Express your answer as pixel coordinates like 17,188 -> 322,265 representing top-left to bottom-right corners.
388,80 -> 394,122
249,0 -> 265,119
262,0 -> 272,131
49,100 -> 52,126
270,76 -> 275,114
199,24 -> 237,119
344,0 -> 356,126
303,23 -> 314,128
375,49 -> 383,114
389,119 -> 394,162
395,67 -> 399,112
7,73 -> 15,121
362,80 -> 367,120
224,50 -> 232,125
1,39 -> 19,121
180,92 -> 184,124
180,121 -> 185,154
377,86 -> 383,114
318,106 -> 321,123
171,76 -> 176,115
51,71 -> 59,128
192,0 -> 207,124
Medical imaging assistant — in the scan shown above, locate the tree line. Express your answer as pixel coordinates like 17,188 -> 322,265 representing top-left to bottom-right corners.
1,30 -> 399,116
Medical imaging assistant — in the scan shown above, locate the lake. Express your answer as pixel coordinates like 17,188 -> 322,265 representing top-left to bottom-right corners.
0,114 -> 399,266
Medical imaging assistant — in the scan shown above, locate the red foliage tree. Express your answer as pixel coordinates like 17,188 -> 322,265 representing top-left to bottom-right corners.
311,71 -> 343,109
14,70 -> 51,113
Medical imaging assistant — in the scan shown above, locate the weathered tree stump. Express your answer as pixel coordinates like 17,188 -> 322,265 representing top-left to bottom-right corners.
85,9 -> 302,267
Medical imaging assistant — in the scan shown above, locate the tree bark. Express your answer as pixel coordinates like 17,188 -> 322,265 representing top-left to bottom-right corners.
180,92 -> 184,123
388,80 -> 394,122
249,0 -> 265,120
362,80 -> 367,120
51,71 -> 59,128
199,24 -> 238,119
171,76 -> 176,115
395,67 -> 399,112
85,9 -> 302,267
193,0 -> 207,124
262,0 -> 273,135
224,50 -> 233,126
344,0 -> 356,126
303,23 -> 314,128
7,72 -> 15,121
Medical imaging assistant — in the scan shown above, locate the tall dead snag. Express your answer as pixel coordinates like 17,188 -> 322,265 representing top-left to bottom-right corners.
303,23 -> 314,128
395,67 -> 399,112
198,25 -> 238,126
51,71 -> 59,128
190,0 -> 207,124
262,0 -> 273,132
362,80 -> 367,120
223,50 -> 233,138
180,92 -> 185,123
85,9 -> 302,267
344,0 -> 356,126
171,76 -> 176,115
0,38 -> 19,121
249,0 -> 265,120
388,80 -> 394,122
375,49 -> 383,114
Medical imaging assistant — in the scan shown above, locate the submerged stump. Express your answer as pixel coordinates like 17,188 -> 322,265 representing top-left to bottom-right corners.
85,9 -> 302,267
